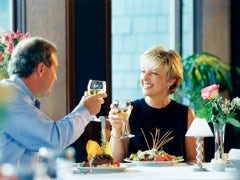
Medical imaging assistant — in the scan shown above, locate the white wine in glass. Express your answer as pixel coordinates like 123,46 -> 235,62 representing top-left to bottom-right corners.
87,79 -> 106,121
113,99 -> 135,139
87,79 -> 106,95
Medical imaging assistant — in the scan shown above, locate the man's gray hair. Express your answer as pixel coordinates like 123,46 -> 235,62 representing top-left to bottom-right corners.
8,37 -> 57,78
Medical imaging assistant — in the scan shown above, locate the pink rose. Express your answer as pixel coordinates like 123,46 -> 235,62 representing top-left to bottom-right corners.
201,84 -> 220,100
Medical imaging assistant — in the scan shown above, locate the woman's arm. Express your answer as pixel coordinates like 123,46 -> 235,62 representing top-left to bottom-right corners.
108,104 -> 130,162
109,129 -> 130,162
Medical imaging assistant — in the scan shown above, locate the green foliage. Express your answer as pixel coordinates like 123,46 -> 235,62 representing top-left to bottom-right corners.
195,96 -> 240,127
173,52 -> 232,110
0,61 -> 9,78
172,52 -> 240,128
236,66 -> 240,74
181,52 -> 232,92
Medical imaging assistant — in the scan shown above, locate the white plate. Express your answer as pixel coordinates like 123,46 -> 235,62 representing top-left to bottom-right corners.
74,166 -> 126,174
124,158 -> 183,167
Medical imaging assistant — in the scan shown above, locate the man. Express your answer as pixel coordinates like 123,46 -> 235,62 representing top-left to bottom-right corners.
0,37 -> 107,166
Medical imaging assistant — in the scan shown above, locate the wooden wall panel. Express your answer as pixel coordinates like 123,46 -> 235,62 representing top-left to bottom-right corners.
25,0 -> 67,120
202,0 -> 230,64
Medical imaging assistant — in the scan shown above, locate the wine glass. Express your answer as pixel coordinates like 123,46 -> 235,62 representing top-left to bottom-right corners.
87,79 -> 106,95
87,79 -> 106,121
113,99 -> 135,139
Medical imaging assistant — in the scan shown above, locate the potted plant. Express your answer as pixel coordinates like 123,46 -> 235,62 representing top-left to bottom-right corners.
173,52 -> 232,109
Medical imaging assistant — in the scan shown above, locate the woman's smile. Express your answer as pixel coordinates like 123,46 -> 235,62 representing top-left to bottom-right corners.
142,82 -> 153,89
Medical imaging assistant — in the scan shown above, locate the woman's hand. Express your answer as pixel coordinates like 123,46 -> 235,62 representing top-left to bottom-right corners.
108,103 -> 123,131
108,103 -> 125,139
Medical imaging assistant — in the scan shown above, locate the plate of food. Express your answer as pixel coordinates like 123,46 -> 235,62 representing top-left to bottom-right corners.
123,128 -> 184,167
124,149 -> 184,167
73,153 -> 125,174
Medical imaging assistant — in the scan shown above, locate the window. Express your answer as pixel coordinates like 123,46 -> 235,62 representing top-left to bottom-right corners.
0,0 -> 14,32
111,0 -> 193,101
182,0 -> 194,58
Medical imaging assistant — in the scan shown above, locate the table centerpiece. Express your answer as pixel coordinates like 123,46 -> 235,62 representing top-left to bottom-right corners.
196,84 -> 240,171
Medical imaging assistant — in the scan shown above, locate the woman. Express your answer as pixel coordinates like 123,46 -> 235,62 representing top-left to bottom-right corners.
108,45 -> 196,163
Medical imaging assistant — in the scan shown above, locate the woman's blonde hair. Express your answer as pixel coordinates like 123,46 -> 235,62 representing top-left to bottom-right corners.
140,45 -> 183,94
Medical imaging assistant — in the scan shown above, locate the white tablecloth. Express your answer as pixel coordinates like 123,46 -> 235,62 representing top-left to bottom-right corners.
58,163 -> 239,180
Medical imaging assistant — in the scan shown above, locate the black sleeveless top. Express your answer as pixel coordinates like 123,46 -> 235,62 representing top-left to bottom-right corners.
128,98 -> 188,160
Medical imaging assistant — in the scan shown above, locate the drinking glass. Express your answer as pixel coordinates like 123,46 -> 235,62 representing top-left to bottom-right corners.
113,99 -> 135,139
87,79 -> 106,95
87,79 -> 106,121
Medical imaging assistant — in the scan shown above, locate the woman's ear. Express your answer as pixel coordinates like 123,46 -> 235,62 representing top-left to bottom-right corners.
168,78 -> 176,86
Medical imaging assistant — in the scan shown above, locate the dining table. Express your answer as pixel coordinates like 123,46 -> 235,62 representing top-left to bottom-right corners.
58,162 -> 239,180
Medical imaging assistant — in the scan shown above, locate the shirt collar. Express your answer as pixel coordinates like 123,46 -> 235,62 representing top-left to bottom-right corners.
9,75 -> 39,104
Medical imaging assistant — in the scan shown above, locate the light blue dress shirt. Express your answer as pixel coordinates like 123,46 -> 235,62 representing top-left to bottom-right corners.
0,75 -> 91,166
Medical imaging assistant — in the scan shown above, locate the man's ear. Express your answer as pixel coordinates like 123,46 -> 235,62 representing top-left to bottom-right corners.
36,62 -> 46,77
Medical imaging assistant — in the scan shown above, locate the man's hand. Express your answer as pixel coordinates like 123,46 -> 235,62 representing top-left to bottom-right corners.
80,91 -> 107,116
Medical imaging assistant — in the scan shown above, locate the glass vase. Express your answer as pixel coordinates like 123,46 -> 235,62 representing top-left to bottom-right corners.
213,122 -> 226,160
211,122 -> 226,171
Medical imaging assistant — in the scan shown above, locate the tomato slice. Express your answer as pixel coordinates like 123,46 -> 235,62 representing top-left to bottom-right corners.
113,161 -> 120,167
154,155 -> 165,161
154,154 -> 175,161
